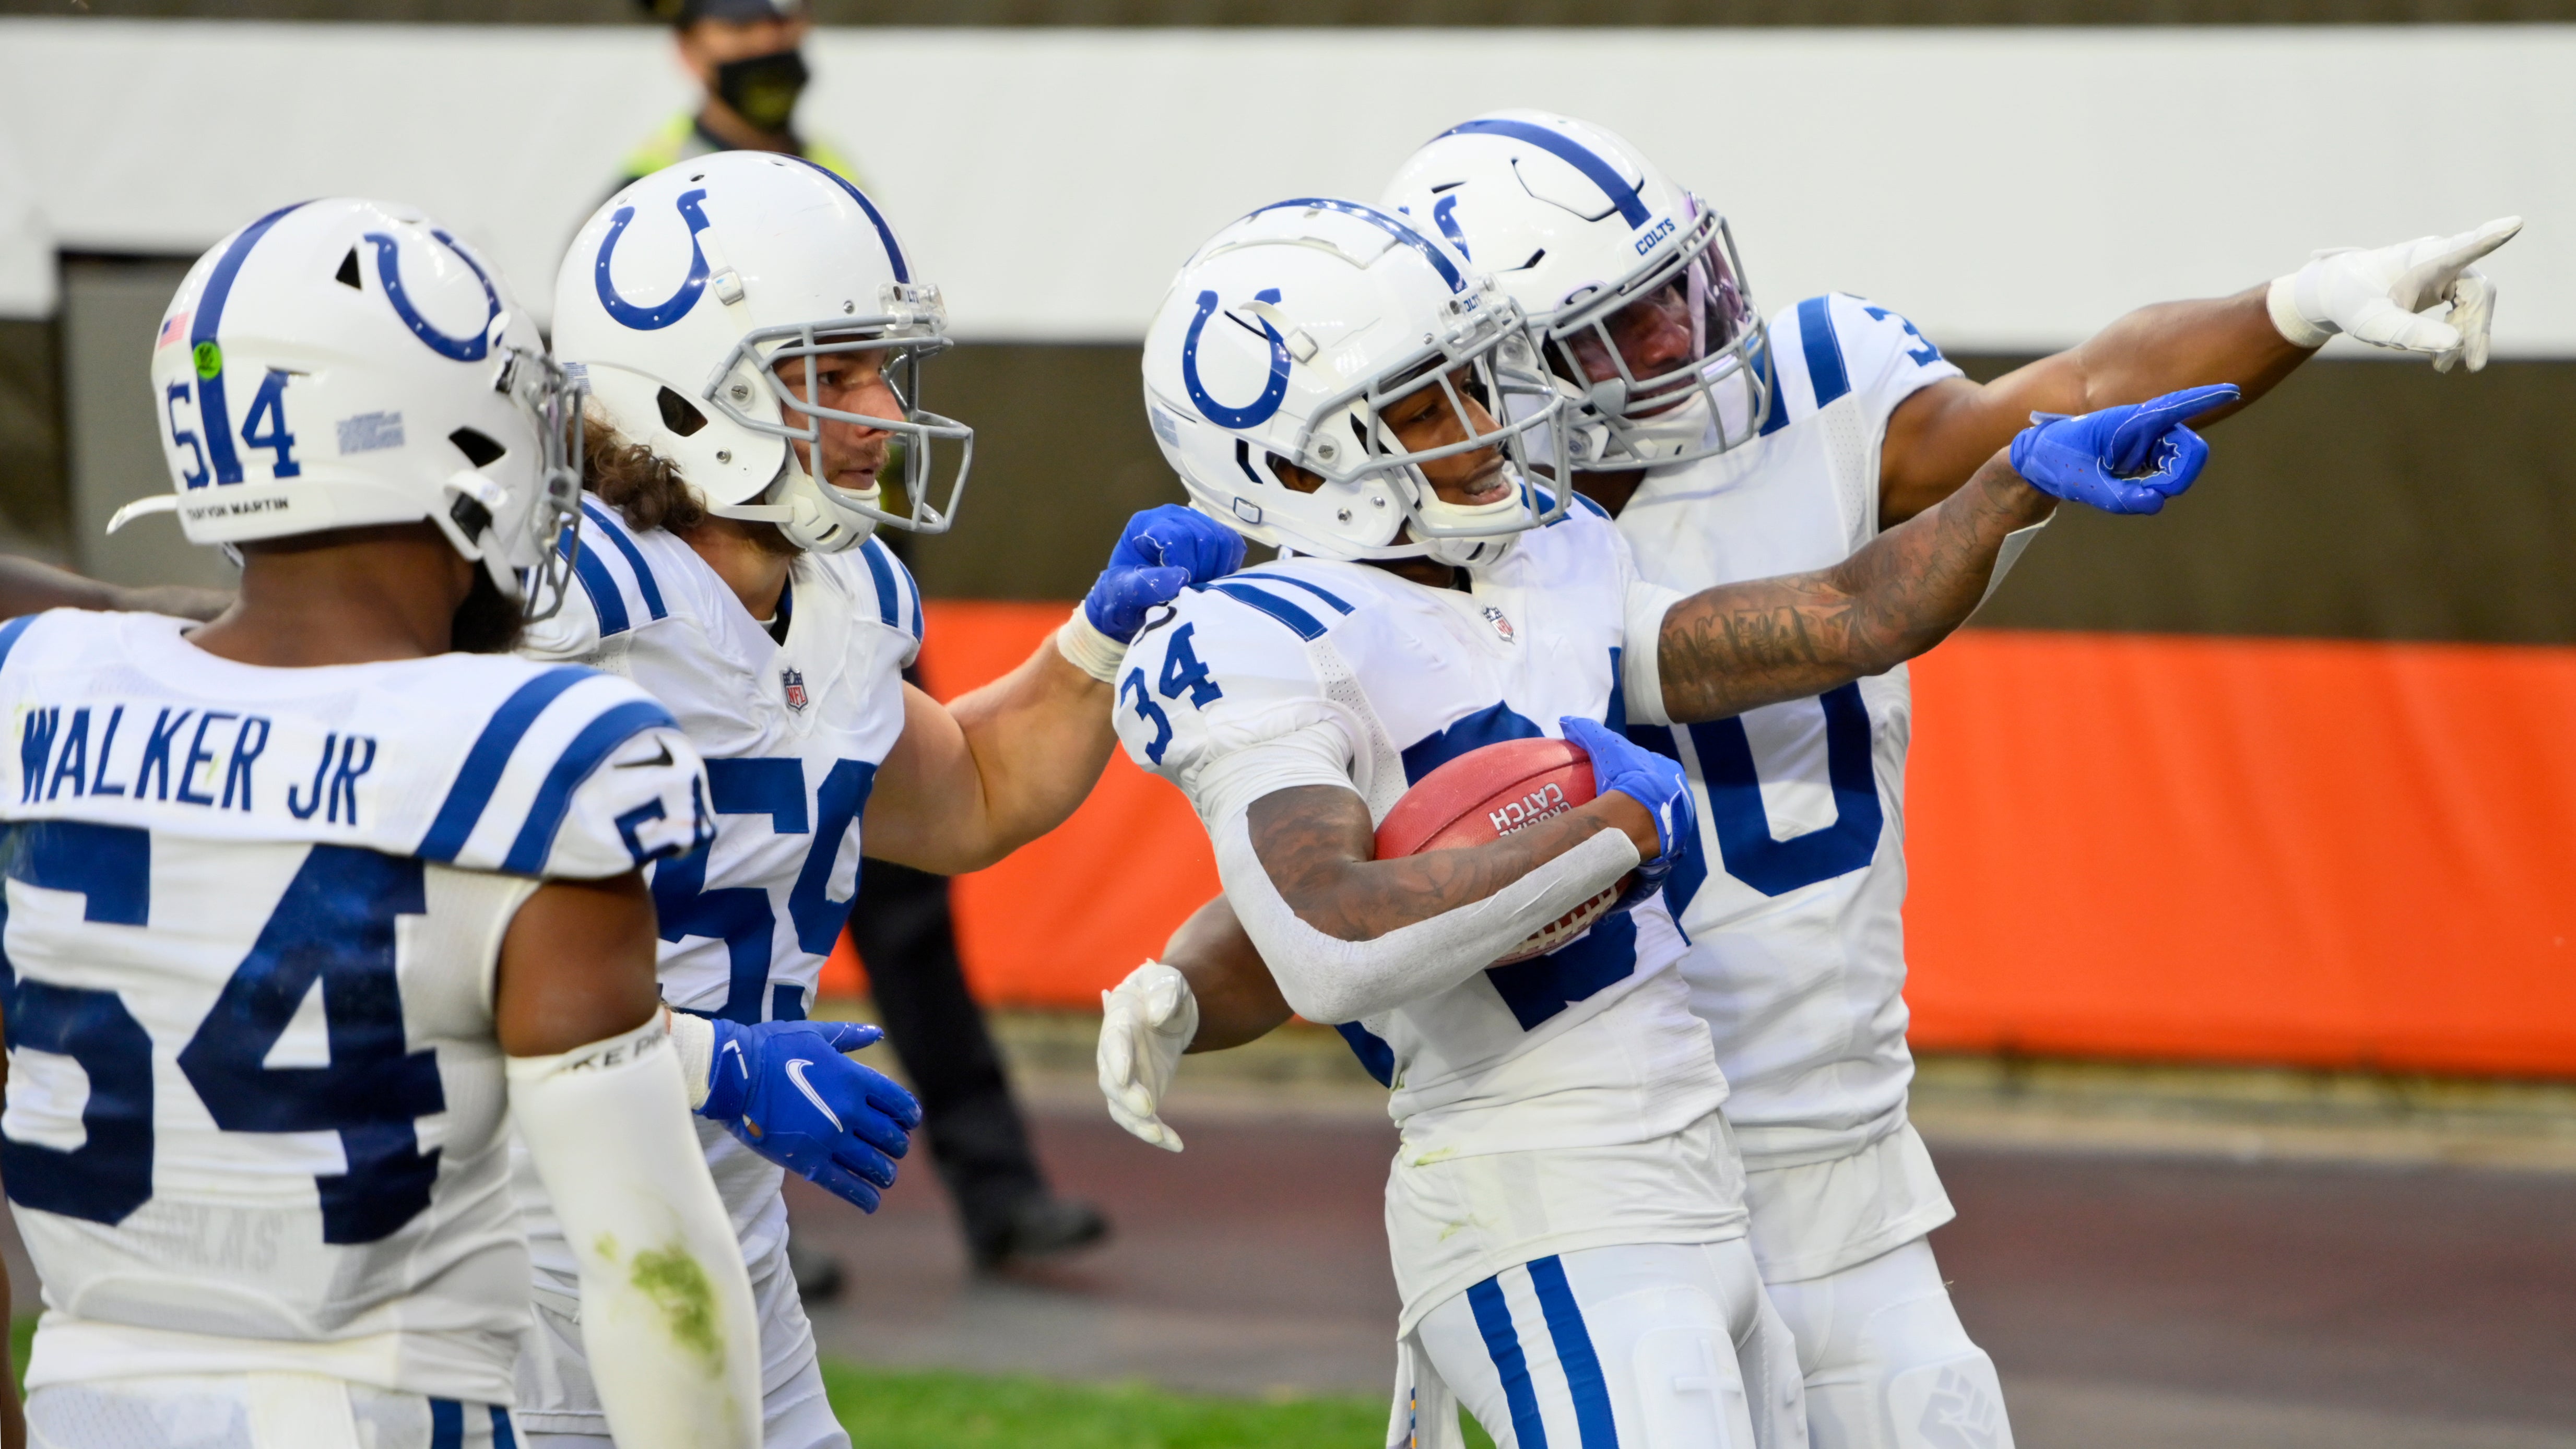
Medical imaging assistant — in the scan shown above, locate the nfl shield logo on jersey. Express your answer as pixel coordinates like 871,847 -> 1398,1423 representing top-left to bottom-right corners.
1481,605 -> 1517,644
781,667 -> 809,712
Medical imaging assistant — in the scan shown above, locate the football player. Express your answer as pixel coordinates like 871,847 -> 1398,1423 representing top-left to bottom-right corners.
1,199 -> 761,1448
1104,113 -> 2522,1449
517,150 -> 1242,1449
1100,195 -> 2227,1449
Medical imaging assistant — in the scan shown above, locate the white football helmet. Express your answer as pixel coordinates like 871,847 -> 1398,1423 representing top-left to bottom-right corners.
553,151 -> 971,554
1383,110 -> 1771,470
116,198 -> 582,618
1141,198 -> 1568,569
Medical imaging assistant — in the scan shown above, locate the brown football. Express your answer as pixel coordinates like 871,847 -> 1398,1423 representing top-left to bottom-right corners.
1373,737 -> 1632,965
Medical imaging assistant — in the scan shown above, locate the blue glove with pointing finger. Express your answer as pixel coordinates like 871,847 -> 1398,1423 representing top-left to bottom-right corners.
2007,384 -> 2241,515
701,1018 -> 921,1213
1559,716 -> 1698,913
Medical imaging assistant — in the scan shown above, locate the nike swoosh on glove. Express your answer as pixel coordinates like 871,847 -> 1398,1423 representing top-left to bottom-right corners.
702,1019 -> 922,1213
2008,384 -> 2241,516
1083,504 -> 1248,643
1558,715 -> 1698,913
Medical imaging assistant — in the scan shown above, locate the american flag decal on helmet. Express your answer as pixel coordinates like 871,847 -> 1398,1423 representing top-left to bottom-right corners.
781,666 -> 809,712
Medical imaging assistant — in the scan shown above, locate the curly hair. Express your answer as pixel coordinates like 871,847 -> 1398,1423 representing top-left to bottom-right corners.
582,415 -> 705,536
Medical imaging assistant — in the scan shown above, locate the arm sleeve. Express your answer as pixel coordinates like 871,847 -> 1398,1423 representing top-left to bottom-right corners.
1212,804 -> 1642,1025
506,1013 -> 761,1449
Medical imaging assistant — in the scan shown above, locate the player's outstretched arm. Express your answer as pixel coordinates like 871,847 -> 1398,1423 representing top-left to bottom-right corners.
1877,218 -> 2521,523
862,506 -> 1242,875
0,553 -> 231,622
1655,386 -> 2234,724
498,873 -> 762,1449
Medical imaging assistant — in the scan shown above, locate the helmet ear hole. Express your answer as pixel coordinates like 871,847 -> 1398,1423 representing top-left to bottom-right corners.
655,387 -> 708,437
334,248 -> 363,291
448,427 -> 506,469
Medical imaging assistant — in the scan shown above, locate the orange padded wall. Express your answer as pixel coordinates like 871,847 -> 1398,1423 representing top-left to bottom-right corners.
826,605 -> 2576,1079
1903,630 -> 2576,1077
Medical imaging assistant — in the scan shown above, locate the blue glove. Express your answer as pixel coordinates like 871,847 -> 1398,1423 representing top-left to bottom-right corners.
702,1019 -> 921,1213
2007,384 -> 2241,515
1558,716 -> 1698,911
1083,504 -> 1246,643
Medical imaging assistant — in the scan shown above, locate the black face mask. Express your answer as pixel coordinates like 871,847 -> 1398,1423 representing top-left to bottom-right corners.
714,47 -> 809,134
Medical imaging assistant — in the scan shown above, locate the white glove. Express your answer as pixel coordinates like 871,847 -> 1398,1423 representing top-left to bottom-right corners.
2268,217 -> 2522,373
1098,960 -> 1198,1153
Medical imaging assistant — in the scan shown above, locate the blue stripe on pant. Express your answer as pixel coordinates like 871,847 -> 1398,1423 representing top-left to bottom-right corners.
1468,1256 -> 1622,1448
429,1399 -> 519,1447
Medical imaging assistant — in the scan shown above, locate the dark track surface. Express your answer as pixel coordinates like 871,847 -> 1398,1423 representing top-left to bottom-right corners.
2,1098 -> 2567,1444
791,1098 -> 2576,1445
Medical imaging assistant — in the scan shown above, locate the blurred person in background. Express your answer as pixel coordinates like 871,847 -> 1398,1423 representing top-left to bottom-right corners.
618,0 -> 857,191
618,0 -> 1111,1283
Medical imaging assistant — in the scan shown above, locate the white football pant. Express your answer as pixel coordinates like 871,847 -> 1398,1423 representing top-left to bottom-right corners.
1415,1239 -> 1805,1448
1762,1237 -> 2014,1449
27,1373 -> 518,1449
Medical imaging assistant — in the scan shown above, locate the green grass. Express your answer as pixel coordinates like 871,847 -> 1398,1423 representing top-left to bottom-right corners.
12,1316 -> 1492,1446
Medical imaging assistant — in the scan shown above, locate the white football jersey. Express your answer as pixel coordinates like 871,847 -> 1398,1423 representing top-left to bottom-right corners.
0,608 -> 710,1404
1616,293 -> 1963,1170
1117,501 -> 1744,1319
517,498 -> 920,1249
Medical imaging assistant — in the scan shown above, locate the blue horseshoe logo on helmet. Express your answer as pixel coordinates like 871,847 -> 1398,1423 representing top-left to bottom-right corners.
594,188 -> 714,331
365,228 -> 502,362
1180,288 -> 1293,429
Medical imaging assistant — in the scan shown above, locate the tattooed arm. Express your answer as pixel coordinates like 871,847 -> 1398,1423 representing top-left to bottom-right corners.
1248,783 -> 1653,943
1656,450 -> 2054,723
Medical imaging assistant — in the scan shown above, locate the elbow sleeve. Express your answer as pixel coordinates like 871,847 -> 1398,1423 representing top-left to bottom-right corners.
1212,809 -> 1641,1024
507,1014 -> 762,1449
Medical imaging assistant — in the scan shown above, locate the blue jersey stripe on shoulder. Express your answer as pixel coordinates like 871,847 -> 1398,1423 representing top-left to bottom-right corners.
580,500 -> 666,622
502,698 -> 680,875
0,614 -> 38,675
1206,581 -> 1325,640
560,524 -> 629,637
857,537 -> 902,630
900,556 -> 925,642
1233,572 -> 1355,615
1569,491 -> 1611,520
1798,295 -> 1850,408
419,666 -> 597,862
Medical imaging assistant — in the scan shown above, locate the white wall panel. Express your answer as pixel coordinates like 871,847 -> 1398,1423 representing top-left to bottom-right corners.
5,19 -> 2570,354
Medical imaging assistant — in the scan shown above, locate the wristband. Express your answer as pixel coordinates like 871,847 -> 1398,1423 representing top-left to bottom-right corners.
2267,272 -> 2334,350
664,1006 -> 716,1111
1054,607 -> 1130,683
